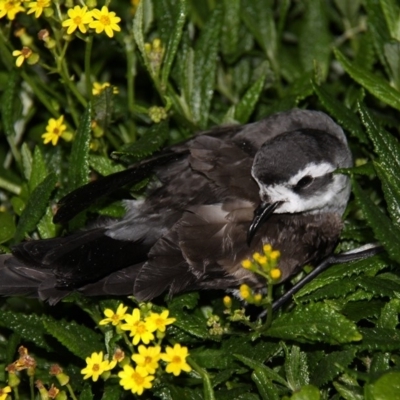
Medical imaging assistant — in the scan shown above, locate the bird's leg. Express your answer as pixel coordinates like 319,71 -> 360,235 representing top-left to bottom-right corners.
257,243 -> 384,319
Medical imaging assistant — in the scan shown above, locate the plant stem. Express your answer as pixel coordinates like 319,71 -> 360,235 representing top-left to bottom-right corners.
0,177 -> 21,195
125,34 -> 136,113
85,35 -> 93,101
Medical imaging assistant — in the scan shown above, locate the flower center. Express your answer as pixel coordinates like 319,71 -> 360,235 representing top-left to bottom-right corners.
53,128 -> 60,135
132,372 -> 144,385
172,356 -> 181,364
92,363 -> 100,372
100,15 -> 111,26
136,322 -> 146,334
145,356 -> 152,364
73,16 -> 82,25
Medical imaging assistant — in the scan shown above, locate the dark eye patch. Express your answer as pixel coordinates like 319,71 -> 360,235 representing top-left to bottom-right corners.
294,175 -> 314,190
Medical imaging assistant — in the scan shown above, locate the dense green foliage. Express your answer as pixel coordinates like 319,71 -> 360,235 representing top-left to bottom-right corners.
1,0 -> 400,398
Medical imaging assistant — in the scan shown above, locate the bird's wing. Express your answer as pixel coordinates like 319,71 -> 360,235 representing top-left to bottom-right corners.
53,151 -> 187,224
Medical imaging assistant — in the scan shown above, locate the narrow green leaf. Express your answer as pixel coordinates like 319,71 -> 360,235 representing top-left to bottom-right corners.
0,310 -> 51,351
14,173 -> 57,242
93,86 -> 114,132
384,40 -> 400,89
79,385 -> 94,400
374,162 -> 400,229
284,345 -> 309,391
29,146 -> 47,192
161,0 -> 187,89
221,0 -> 241,61
352,178 -> 400,264
191,5 -> 222,128
112,121 -> 169,163
235,73 -> 266,124
68,104 -> 91,191
312,82 -> 368,143
335,49 -> 400,111
1,70 -> 18,137
358,103 -> 400,186
37,207 -> 57,239
241,1 -> 277,69
0,212 -> 15,244
267,303 -> 362,344
42,316 -> 104,360
101,384 -> 124,400
252,368 -> 280,400
133,0 -> 151,74
299,0 -> 331,78
20,143 -> 32,182
234,354 -> 289,388
334,380 -> 363,400
380,0 -> 400,40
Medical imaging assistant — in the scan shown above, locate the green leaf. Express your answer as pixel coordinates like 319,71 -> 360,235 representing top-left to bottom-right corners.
20,143 -> 32,182
384,40 -> 400,89
0,310 -> 51,351
190,5 -> 222,128
295,255 -> 387,300
284,345 -> 309,391
242,1 -> 278,69
310,349 -> 356,387
101,384 -> 124,400
0,212 -> 15,244
14,173 -> 57,242
93,86 -> 114,132
266,303 -> 362,344
89,154 -> 124,176
335,49 -> 400,111
312,82 -> 368,143
334,378 -> 363,400
290,385 -> 321,400
380,0 -> 400,40
112,121 -> 169,163
252,368 -> 280,400
374,162 -> 400,229
1,70 -> 18,137
358,103 -> 400,187
234,354 -> 289,388
68,103 -> 91,191
352,178 -> 400,264
365,372 -> 400,400
79,384 -> 94,400
133,0 -> 152,76
29,146 -> 48,192
42,316 -> 104,360
235,73 -> 266,124
37,207 -> 57,239
221,0 -> 241,61
299,0 -> 331,78
357,328 -> 400,351
161,0 -> 187,89
377,298 -> 400,329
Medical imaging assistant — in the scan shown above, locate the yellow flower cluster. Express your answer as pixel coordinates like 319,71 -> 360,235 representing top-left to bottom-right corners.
239,244 -> 282,303
0,2 -> 121,38
81,303 -> 192,396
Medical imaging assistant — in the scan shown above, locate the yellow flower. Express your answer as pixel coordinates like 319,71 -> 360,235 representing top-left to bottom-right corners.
241,259 -> 252,269
0,0 -> 24,20
89,6 -> 121,38
145,310 -> 176,333
12,46 -> 32,67
92,81 -> 119,96
239,284 -> 251,300
118,364 -> 154,395
131,345 -> 161,374
81,351 -> 109,382
99,303 -> 128,326
120,308 -> 157,345
41,115 -> 67,146
26,0 -> 50,18
62,6 -> 93,35
0,386 -> 11,400
270,268 -> 282,280
161,344 -> 191,376
223,295 -> 232,308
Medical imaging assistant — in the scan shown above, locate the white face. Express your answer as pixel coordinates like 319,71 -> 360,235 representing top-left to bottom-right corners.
253,162 -> 351,215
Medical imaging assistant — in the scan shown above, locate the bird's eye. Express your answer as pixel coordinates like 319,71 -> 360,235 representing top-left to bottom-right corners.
295,175 -> 314,190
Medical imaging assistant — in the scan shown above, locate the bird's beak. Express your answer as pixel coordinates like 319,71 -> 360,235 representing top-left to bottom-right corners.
247,201 -> 281,246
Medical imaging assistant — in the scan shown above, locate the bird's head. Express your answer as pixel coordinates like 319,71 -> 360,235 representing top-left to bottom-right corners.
248,127 -> 352,244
